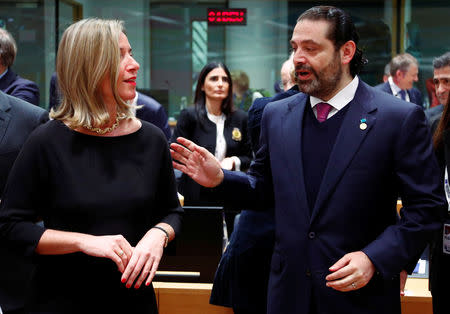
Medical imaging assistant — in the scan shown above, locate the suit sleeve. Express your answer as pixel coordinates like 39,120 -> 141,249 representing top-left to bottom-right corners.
362,105 -> 446,279
10,81 -> 40,107
0,130 -> 48,257
37,110 -> 50,125
219,105 -> 274,210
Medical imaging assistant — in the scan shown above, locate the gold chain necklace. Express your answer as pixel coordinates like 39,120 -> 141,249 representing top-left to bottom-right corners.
83,114 -> 126,135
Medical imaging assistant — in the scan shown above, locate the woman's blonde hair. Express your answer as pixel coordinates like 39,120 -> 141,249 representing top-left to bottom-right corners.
50,18 -> 135,128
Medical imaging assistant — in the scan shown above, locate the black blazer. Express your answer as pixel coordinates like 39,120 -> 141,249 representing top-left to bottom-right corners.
171,106 -> 251,205
0,91 -> 48,312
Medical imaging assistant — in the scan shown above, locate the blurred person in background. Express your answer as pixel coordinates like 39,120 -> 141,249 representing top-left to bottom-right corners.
0,90 -> 48,314
0,28 -> 40,106
231,69 -> 268,111
375,53 -> 423,107
426,52 -> 450,126
382,63 -> 390,83
171,61 -> 252,206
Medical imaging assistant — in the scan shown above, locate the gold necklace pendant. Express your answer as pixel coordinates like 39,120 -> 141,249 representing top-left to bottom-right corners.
83,114 -> 126,134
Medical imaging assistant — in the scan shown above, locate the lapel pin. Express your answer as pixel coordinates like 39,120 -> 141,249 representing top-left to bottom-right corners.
360,118 -> 367,130
232,127 -> 242,141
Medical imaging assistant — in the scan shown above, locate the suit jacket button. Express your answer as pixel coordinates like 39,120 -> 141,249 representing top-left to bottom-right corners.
308,232 -> 315,239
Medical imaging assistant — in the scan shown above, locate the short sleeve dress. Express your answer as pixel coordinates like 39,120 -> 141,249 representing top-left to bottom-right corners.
0,119 -> 183,314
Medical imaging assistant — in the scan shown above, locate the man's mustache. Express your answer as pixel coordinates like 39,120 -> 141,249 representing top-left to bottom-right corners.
295,65 -> 318,78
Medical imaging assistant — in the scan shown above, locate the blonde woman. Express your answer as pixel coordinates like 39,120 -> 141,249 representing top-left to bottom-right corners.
0,19 -> 182,313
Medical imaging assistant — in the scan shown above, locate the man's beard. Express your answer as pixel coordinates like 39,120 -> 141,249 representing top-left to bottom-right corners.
296,52 -> 343,99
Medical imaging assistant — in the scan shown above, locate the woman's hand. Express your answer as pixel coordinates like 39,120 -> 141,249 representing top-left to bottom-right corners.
36,230 -> 133,273
120,228 -> 166,289
78,234 -> 133,273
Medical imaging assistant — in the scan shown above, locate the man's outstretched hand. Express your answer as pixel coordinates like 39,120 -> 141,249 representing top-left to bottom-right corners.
170,137 -> 224,188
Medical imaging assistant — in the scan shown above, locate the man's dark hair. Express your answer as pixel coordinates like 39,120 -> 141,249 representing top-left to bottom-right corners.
433,52 -> 450,70
297,5 -> 367,77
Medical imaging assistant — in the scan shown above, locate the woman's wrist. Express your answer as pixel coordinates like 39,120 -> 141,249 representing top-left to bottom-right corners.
151,226 -> 169,248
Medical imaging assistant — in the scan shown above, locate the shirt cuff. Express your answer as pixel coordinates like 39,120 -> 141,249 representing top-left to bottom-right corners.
231,156 -> 241,171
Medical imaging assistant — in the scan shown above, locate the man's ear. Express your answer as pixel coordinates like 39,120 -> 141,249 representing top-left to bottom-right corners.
340,40 -> 356,65
395,69 -> 405,79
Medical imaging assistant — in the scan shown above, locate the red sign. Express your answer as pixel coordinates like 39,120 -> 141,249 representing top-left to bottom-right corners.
207,8 -> 247,26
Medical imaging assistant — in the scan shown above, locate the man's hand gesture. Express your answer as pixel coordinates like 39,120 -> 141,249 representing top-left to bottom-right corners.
170,137 -> 224,187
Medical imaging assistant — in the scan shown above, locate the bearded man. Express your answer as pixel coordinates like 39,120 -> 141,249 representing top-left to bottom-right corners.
170,6 -> 445,314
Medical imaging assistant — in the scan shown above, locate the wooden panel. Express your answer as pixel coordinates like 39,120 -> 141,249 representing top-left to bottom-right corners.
401,278 -> 432,314
155,282 -> 233,314
155,278 -> 432,314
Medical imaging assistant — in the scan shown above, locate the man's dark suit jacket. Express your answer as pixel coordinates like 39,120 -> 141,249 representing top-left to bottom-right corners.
248,85 -> 299,153
219,80 -> 445,314
136,92 -> 171,140
48,72 -> 60,110
171,107 -> 252,205
375,81 -> 423,107
210,86 -> 299,313
0,91 -> 48,312
0,69 -> 40,106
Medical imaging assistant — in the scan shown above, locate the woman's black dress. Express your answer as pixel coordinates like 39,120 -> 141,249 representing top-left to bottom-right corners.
0,120 -> 183,313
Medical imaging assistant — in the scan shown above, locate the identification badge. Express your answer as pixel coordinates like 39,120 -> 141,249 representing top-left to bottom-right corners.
232,127 -> 242,141
443,224 -> 450,255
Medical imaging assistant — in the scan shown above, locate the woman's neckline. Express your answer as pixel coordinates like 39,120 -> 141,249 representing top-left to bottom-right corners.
57,119 -> 143,138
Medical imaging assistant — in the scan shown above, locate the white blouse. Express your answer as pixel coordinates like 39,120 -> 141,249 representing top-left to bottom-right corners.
206,110 -> 227,161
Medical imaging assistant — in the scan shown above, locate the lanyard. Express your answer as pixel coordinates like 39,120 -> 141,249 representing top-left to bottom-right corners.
444,167 -> 450,212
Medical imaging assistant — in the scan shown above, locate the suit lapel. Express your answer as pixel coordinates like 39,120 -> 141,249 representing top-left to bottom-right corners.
311,82 -> 377,222
382,82 -> 392,95
281,93 -> 311,216
0,92 -> 12,145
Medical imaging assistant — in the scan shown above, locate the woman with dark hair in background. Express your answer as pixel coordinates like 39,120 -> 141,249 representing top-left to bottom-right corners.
0,18 -> 182,314
171,61 -> 252,206
430,96 -> 450,314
